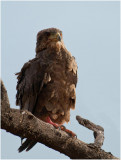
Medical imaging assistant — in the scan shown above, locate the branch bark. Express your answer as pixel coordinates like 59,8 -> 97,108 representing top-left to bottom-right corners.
76,115 -> 104,148
1,80 -> 118,159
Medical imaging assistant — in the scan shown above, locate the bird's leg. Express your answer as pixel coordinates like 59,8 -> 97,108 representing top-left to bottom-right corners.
45,117 -> 77,137
45,116 -> 60,128
60,126 -> 77,137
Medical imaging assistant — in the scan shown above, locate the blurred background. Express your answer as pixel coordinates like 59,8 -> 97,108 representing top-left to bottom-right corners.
1,1 -> 120,159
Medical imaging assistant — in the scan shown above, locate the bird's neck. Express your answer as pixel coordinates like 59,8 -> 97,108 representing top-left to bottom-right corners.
36,41 -> 64,58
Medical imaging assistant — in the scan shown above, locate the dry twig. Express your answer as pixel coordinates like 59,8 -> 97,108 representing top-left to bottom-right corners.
76,115 -> 104,148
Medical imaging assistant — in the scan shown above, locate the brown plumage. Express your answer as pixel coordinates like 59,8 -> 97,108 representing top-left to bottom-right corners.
16,28 -> 78,152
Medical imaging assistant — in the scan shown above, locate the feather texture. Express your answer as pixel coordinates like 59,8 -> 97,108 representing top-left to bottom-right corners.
16,28 -> 78,152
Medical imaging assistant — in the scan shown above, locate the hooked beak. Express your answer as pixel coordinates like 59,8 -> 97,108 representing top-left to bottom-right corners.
57,33 -> 61,41
49,32 -> 61,42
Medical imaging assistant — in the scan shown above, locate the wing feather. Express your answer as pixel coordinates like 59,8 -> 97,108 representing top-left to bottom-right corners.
16,58 -> 49,113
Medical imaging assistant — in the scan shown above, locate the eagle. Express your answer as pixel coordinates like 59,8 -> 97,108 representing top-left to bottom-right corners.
16,28 -> 78,152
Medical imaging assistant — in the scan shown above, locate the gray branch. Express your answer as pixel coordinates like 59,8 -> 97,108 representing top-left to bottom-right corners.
76,115 -> 104,148
1,80 -> 118,159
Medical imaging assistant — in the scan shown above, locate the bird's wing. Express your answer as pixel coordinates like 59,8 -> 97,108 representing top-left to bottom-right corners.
66,55 -> 78,110
67,55 -> 78,84
16,57 -> 50,113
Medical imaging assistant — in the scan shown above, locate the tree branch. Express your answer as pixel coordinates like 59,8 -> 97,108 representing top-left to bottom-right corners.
1,80 -> 118,159
76,115 -> 104,148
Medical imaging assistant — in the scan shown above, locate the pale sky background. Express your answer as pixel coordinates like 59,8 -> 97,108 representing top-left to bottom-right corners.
1,1 -> 120,159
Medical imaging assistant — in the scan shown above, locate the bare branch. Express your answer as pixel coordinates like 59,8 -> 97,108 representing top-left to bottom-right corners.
1,79 -> 10,109
1,80 -> 118,159
76,115 -> 104,148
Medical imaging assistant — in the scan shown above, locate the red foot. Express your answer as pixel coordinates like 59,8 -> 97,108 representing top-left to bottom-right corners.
45,116 -> 77,138
61,127 -> 77,137
45,116 -> 60,128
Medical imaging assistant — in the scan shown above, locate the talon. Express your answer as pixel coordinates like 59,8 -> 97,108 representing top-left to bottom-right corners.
45,117 -> 76,137
63,128 -> 77,137
60,125 -> 66,130
57,126 -> 62,131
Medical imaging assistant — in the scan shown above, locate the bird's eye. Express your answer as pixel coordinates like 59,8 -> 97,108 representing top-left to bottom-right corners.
45,32 -> 50,36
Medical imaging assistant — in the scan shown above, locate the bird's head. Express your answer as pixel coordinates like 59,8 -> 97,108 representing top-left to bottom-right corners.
36,28 -> 63,54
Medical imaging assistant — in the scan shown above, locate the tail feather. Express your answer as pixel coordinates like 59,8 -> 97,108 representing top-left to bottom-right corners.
26,141 -> 37,151
18,139 -> 37,152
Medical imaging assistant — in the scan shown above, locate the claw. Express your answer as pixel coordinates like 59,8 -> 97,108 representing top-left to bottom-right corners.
60,125 -> 66,130
59,125 -> 77,138
56,125 -> 66,131
62,128 -> 77,138
45,116 -> 77,138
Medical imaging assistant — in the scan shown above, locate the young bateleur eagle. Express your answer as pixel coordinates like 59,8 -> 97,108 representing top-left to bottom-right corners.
16,28 -> 78,152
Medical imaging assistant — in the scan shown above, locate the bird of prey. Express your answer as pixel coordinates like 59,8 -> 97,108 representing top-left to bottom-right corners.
16,28 -> 78,152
